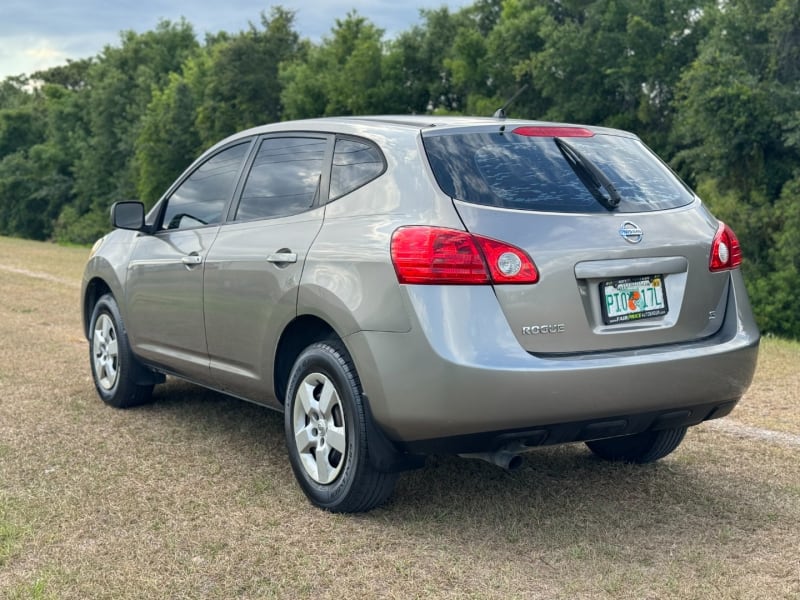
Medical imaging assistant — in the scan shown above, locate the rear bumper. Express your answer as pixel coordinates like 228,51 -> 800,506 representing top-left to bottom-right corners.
400,400 -> 737,455
345,271 -> 759,447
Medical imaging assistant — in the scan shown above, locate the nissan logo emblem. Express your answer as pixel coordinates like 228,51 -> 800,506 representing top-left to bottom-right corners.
619,221 -> 643,244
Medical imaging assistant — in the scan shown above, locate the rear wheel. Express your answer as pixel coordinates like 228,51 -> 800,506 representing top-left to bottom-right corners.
89,294 -> 153,408
284,341 -> 397,513
585,426 -> 687,463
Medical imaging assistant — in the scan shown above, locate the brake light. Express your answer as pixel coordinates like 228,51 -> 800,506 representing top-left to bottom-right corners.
391,226 -> 539,285
709,222 -> 742,271
512,126 -> 594,138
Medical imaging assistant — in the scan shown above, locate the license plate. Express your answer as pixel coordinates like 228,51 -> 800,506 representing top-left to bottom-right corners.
601,275 -> 668,324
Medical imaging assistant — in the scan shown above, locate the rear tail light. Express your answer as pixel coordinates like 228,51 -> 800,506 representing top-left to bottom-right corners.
390,226 -> 539,285
709,222 -> 742,271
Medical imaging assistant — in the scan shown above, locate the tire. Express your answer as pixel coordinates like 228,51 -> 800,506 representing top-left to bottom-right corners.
585,426 -> 688,464
89,294 -> 154,408
284,341 -> 398,513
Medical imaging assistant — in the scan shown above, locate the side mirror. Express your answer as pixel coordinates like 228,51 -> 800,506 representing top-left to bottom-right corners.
111,201 -> 145,230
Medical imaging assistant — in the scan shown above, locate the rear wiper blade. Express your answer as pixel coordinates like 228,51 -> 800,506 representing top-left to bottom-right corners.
553,137 -> 621,210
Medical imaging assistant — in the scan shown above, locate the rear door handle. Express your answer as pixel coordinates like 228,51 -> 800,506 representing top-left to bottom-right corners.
181,255 -> 203,265
266,251 -> 298,264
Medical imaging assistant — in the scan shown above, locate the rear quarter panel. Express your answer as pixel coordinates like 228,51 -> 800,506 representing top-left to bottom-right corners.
298,129 -> 464,335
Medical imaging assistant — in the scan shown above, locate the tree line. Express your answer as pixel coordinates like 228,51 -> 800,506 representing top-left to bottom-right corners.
0,0 -> 797,338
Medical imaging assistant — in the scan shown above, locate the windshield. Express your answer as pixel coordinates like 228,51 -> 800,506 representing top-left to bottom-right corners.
422,130 -> 694,213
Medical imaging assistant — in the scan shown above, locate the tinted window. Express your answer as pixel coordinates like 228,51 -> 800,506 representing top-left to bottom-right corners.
422,132 -> 693,213
162,143 -> 249,230
236,137 -> 326,221
329,138 -> 384,199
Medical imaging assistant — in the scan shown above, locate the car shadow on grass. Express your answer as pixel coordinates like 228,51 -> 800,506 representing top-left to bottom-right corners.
379,442 -> 792,562
135,378 -> 792,559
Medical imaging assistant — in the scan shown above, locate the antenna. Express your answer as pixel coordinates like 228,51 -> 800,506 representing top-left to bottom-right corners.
492,84 -> 529,119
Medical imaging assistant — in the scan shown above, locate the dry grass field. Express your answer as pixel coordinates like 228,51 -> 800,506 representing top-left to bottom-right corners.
0,235 -> 798,599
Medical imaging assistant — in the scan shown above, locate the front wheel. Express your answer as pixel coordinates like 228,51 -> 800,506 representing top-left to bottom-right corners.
284,341 -> 397,513
89,294 -> 153,408
585,426 -> 687,463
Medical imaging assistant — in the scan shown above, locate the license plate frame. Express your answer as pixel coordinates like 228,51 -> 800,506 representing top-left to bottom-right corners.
600,275 -> 668,325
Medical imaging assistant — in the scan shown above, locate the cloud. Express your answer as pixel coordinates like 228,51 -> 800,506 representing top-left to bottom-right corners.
0,32 -> 112,79
25,44 -> 66,62
1,37 -> 67,78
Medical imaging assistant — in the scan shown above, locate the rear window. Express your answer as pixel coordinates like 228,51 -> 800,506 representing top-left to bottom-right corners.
422,130 -> 693,213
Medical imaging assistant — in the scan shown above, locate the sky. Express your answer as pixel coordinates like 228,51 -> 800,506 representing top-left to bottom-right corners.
0,0 -> 473,80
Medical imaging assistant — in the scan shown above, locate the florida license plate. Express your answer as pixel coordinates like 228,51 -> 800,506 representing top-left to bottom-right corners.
601,275 -> 668,324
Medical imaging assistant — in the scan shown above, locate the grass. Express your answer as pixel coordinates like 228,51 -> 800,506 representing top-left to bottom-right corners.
0,499 -> 23,568
731,335 -> 800,435
0,236 -> 798,599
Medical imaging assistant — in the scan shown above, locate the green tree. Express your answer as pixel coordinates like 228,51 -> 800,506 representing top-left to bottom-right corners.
386,7 -> 474,114
194,7 -> 300,143
0,140 -> 72,240
133,8 -> 301,205
68,20 -> 198,240
674,0 -> 800,337
281,12 -> 388,118
0,107 -> 44,157
751,174 -> 800,337
32,58 -> 93,91
134,74 -> 201,206
515,0 -> 713,149
0,77 -> 30,110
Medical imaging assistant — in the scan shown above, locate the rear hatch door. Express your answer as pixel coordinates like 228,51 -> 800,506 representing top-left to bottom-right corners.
422,124 -> 729,354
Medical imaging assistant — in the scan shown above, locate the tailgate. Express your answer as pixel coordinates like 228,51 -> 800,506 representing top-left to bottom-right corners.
421,124 -> 730,354
453,201 -> 728,353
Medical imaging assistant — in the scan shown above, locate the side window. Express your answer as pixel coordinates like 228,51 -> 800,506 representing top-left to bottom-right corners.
329,138 -> 385,200
162,143 -> 249,230
235,137 -> 327,221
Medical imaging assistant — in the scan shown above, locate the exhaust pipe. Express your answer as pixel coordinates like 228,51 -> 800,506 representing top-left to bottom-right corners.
459,450 -> 524,471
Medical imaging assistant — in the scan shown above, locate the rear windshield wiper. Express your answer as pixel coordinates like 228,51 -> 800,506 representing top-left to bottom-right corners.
553,137 -> 621,210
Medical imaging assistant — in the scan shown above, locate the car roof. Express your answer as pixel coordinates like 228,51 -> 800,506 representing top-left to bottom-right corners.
207,115 -> 635,157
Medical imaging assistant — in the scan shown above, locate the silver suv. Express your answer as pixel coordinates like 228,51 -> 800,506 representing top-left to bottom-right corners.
82,116 -> 760,512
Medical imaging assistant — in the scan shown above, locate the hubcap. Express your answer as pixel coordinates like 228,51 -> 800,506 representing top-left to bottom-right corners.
292,373 -> 346,485
92,314 -> 119,391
